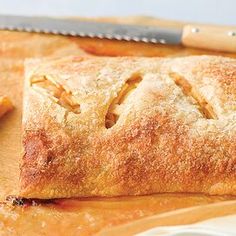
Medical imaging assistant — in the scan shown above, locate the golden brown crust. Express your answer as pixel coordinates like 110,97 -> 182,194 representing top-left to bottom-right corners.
21,55 -> 236,199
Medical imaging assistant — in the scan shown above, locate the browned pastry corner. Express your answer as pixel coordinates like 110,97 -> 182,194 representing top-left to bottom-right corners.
0,96 -> 13,118
20,55 -> 236,199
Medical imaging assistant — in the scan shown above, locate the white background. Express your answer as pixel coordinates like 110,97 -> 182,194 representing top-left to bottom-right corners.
0,0 -> 235,25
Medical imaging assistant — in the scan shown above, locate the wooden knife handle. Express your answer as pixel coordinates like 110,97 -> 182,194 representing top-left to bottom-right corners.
182,24 -> 236,53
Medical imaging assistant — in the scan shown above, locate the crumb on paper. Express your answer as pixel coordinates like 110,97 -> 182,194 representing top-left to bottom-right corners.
0,96 -> 14,118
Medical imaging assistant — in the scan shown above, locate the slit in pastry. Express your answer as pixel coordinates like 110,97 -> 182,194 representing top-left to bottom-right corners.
31,75 -> 81,114
105,74 -> 142,128
169,72 -> 217,119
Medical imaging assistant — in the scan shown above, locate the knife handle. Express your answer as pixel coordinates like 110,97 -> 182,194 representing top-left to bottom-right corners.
182,24 -> 236,53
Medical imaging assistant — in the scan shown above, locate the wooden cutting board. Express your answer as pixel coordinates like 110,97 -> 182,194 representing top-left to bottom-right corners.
0,16 -> 235,235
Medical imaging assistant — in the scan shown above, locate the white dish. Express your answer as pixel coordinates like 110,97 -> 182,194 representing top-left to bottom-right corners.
137,214 -> 236,236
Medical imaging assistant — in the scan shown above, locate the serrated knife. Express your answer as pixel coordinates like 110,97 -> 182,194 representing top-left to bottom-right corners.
0,15 -> 236,53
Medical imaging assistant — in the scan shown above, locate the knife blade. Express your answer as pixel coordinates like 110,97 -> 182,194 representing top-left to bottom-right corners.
0,15 -> 236,53
0,15 -> 182,44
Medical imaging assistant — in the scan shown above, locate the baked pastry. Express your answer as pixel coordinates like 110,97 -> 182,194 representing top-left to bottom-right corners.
21,55 -> 236,199
0,96 -> 13,119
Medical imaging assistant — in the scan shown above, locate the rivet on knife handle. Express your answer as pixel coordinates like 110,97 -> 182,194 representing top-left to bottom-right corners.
182,24 -> 236,53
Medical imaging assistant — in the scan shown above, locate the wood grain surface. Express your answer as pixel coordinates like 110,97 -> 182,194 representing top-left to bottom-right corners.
0,16 -> 235,235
